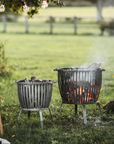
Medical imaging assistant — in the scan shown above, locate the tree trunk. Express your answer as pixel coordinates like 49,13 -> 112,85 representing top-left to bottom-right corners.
96,0 -> 103,22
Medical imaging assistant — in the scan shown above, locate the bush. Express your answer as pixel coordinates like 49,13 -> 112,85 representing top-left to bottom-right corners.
0,43 -> 13,77
99,21 -> 114,36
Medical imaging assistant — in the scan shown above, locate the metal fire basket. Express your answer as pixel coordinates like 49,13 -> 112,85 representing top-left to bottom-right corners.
54,67 -> 105,124
14,80 -> 56,128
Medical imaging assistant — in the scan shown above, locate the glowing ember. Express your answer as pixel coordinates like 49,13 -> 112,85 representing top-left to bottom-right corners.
63,81 -> 100,104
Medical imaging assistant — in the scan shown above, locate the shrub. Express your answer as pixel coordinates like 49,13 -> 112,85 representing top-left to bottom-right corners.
99,20 -> 114,36
0,43 -> 13,77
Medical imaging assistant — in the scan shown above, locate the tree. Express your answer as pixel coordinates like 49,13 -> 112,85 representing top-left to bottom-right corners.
0,0 -> 64,18
85,0 -> 104,22
66,0 -> 105,22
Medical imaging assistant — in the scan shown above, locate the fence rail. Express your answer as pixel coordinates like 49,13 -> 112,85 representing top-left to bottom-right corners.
0,15 -> 114,34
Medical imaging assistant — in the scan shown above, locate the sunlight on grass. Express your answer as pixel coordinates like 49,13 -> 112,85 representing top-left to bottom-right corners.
38,7 -> 114,18
0,7 -> 114,143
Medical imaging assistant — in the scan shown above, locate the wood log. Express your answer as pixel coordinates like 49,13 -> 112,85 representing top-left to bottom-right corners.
88,63 -> 101,70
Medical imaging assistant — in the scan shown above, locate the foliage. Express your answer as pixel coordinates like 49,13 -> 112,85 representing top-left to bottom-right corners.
69,0 -> 103,4
0,43 -> 14,77
99,20 -> 114,36
0,10 -> 114,143
0,0 -> 64,18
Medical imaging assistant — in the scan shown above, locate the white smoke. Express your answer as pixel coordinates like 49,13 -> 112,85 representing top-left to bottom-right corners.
71,38 -> 111,83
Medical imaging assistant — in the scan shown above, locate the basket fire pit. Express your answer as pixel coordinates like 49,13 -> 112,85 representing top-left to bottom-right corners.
14,78 -> 56,128
54,63 -> 105,124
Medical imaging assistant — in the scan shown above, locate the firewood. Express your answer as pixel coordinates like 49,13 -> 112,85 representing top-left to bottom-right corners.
31,76 -> 37,82
34,80 -> 42,82
88,63 -> 101,70
24,77 -> 29,83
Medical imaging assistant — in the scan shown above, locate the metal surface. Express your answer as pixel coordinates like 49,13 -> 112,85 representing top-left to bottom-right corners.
54,67 -> 105,104
15,80 -> 56,128
54,67 -> 105,125
83,104 -> 87,125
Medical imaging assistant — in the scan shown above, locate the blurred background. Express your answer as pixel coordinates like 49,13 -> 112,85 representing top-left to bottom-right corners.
0,0 -> 114,35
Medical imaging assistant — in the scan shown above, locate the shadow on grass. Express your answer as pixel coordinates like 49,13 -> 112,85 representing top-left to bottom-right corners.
0,31 -> 102,36
1,104 -> 114,144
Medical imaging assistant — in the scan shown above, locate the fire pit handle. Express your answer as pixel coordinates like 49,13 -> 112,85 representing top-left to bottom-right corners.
54,67 -> 75,71
54,68 -> 62,71
13,80 -> 24,83
13,81 -> 19,83
100,69 -> 106,71
13,80 -> 56,84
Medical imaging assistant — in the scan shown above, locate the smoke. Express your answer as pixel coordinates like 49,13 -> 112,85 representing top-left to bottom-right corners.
71,38 -> 112,83
79,37 -> 113,68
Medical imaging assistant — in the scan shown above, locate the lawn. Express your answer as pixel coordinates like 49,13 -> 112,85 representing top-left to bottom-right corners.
0,7 -> 114,144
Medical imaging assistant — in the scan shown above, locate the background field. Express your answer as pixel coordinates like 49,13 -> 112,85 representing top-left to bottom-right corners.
0,7 -> 114,34
0,7 -> 114,144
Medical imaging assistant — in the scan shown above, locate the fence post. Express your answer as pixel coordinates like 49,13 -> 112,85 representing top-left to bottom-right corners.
2,15 -> 6,33
74,17 -> 77,35
50,16 -> 53,34
25,16 -> 28,33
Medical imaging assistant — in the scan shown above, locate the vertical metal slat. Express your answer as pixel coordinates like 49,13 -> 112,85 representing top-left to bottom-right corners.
35,85 -> 37,108
38,84 -> 40,108
28,85 -> 31,109
26,85 -> 29,108
43,84 -> 46,108
41,84 -> 43,108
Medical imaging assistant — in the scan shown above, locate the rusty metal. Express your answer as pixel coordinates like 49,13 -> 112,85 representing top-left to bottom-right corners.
54,67 -> 105,124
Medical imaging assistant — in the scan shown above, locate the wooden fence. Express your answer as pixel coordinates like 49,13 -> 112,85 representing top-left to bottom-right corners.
0,15 -> 113,34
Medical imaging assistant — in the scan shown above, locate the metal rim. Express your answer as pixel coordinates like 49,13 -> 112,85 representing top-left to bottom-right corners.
14,80 -> 56,84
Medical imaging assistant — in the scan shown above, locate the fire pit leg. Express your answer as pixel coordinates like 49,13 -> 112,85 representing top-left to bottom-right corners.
75,104 -> 77,115
59,103 -> 63,118
17,109 -> 22,122
96,101 -> 103,120
48,108 -> 53,122
99,105 -> 103,120
39,110 -> 43,129
83,105 -> 87,125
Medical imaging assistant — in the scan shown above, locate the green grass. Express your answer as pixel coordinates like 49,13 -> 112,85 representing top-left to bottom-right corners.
36,7 -> 114,18
0,7 -> 114,144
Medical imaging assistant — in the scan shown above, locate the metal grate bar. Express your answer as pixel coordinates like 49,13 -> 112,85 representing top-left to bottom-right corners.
35,85 -> 37,108
31,85 -> 34,108
23,84 -> 26,108
38,85 -> 40,108
28,85 -> 32,108
41,84 -> 43,108
46,84 -> 49,107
